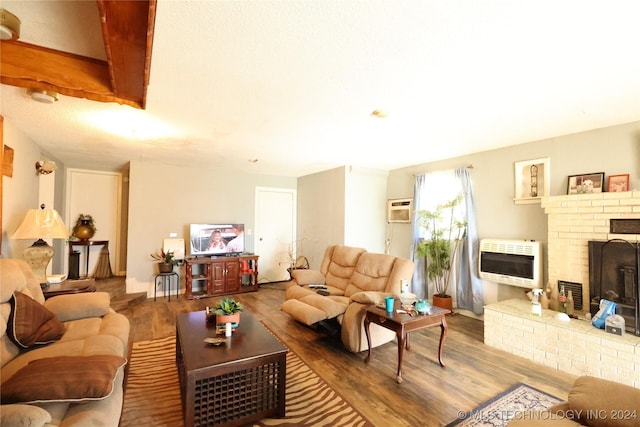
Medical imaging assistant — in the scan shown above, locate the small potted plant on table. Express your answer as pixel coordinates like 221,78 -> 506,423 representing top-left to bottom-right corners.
151,249 -> 179,273
207,296 -> 244,326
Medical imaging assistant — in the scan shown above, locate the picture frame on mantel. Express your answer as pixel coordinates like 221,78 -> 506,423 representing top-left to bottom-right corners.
567,172 -> 605,194
607,174 -> 630,192
514,157 -> 550,204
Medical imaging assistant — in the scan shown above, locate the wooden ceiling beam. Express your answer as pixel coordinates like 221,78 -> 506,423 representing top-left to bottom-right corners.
0,0 -> 156,109
97,0 -> 156,109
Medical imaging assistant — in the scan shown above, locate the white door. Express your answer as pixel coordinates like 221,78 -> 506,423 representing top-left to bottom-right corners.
65,169 -> 122,276
255,187 -> 296,283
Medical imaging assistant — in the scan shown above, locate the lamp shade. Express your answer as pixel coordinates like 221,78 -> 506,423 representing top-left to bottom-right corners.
11,207 -> 69,240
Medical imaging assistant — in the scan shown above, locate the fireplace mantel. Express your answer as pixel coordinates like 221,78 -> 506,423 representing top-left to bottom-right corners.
541,191 -> 640,311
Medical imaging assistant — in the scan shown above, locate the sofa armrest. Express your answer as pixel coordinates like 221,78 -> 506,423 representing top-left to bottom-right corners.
1,404 -> 51,427
290,269 -> 325,285
567,376 -> 640,427
349,291 -> 388,305
43,292 -> 111,322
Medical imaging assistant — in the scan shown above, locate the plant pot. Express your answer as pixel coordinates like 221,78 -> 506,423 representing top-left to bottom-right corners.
73,219 -> 95,241
158,262 -> 174,273
432,294 -> 453,314
215,313 -> 240,326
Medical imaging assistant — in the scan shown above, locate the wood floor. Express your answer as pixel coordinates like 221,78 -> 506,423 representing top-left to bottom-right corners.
100,277 -> 577,427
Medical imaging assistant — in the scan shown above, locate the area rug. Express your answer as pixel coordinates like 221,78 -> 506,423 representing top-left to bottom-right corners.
444,383 -> 563,427
120,335 -> 372,427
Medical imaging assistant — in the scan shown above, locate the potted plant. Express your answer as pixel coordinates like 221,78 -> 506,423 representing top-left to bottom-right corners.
71,213 -> 96,241
415,193 -> 466,311
151,249 -> 179,273
207,296 -> 244,325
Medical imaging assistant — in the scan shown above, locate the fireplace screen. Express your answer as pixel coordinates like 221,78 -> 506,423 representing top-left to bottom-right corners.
588,240 -> 640,336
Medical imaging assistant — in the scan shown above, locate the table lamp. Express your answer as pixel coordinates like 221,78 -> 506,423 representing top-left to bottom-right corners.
11,204 -> 69,286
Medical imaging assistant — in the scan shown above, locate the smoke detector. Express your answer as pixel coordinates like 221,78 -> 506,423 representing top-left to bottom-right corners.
28,90 -> 60,104
0,8 -> 20,41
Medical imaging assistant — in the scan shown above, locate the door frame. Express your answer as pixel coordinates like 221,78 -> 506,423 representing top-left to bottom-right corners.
65,168 -> 122,275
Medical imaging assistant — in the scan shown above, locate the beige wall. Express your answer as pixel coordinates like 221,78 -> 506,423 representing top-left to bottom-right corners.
296,166 -> 390,269
125,159 -> 296,295
1,121 -> 43,259
296,167 -> 346,268
344,166 -> 388,253
387,121 -> 640,305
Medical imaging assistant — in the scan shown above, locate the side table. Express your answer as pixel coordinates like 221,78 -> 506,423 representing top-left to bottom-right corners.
68,240 -> 110,278
364,302 -> 450,383
43,278 -> 97,299
154,272 -> 179,301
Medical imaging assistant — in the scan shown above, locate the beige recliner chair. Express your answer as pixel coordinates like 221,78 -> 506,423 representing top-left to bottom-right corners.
281,245 -> 414,352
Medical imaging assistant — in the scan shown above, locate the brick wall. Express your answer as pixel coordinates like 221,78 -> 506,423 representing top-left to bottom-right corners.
485,299 -> 639,387
541,190 -> 640,310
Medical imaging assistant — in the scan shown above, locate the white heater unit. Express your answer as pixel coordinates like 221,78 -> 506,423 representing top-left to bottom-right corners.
479,239 -> 542,289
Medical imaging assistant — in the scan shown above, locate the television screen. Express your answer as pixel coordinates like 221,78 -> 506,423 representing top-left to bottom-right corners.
189,224 -> 245,256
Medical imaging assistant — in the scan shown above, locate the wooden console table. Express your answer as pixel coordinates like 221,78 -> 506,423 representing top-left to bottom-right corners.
68,240 -> 109,278
184,255 -> 259,300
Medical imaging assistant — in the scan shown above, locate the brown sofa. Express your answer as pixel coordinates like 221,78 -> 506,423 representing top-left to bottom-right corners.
508,376 -> 640,427
1,259 -> 130,427
281,245 -> 414,352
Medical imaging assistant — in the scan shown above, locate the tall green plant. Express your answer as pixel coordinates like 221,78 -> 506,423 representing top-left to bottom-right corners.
415,194 -> 466,297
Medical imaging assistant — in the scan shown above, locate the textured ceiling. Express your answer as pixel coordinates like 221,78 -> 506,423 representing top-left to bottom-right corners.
2,0 -> 640,177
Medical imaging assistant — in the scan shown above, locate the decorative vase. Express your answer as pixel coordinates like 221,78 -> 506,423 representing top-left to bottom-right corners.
432,294 -> 453,314
158,262 -> 174,273
73,219 -> 95,241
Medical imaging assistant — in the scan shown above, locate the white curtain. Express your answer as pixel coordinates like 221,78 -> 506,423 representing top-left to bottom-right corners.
410,168 -> 484,313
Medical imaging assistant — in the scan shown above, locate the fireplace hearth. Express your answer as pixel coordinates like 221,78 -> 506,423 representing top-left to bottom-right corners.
588,239 -> 640,336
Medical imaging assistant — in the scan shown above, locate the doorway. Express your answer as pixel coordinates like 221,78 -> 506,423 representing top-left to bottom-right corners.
255,187 -> 296,283
65,169 -> 122,277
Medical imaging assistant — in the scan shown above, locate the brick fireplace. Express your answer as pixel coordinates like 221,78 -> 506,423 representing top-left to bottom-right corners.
541,190 -> 640,308
484,191 -> 640,388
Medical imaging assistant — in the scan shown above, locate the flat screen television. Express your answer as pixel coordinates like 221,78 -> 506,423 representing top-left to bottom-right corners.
189,223 -> 245,257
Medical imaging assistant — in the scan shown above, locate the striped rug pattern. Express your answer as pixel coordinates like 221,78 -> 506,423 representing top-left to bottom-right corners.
120,335 -> 372,427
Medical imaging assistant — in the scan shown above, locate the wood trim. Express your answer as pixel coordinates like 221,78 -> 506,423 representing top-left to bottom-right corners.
96,0 -> 157,108
0,0 -> 156,109
1,115 -> 4,254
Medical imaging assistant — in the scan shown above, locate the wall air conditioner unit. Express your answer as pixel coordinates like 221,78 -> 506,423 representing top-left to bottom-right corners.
479,239 -> 542,289
387,198 -> 412,223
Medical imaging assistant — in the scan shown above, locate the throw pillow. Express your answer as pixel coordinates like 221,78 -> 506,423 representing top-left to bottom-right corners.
7,291 -> 65,349
44,292 -> 110,322
0,355 -> 127,404
0,404 -> 52,427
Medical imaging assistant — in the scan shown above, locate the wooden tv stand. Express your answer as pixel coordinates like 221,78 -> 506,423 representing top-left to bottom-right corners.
184,254 -> 259,300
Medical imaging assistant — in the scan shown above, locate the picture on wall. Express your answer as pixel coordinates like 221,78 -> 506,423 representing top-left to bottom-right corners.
514,157 -> 550,204
607,174 -> 630,192
567,172 -> 605,194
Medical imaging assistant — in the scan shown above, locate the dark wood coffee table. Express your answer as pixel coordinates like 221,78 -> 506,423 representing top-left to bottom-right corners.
176,309 -> 287,427
364,302 -> 450,383
42,278 -> 96,299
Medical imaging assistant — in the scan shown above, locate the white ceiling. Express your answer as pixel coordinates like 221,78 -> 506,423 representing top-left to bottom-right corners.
2,0 -> 640,177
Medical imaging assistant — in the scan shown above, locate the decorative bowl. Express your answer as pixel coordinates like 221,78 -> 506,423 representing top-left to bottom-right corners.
415,299 -> 431,314
398,292 -> 417,307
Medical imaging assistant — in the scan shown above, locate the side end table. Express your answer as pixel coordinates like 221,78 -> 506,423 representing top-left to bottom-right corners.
43,278 -> 97,299
154,272 -> 179,301
364,302 -> 450,383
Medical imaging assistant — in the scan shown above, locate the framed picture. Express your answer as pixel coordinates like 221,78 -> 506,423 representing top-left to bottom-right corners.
514,157 -> 550,204
607,174 -> 630,192
567,172 -> 605,194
